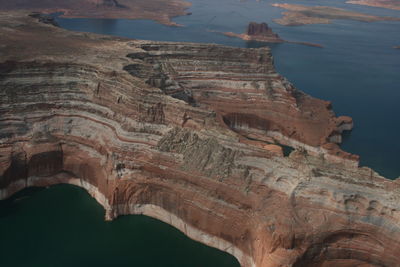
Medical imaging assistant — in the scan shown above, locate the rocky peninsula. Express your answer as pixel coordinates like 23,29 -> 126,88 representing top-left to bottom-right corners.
347,0 -> 400,10
1,11 -> 400,267
0,0 -> 192,26
272,3 -> 400,26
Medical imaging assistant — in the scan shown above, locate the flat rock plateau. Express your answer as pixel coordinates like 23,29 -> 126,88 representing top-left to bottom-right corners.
1,11 -> 400,267
272,3 -> 400,26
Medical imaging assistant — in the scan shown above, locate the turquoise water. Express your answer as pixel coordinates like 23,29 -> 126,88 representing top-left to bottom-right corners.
56,0 -> 400,179
0,184 -> 240,267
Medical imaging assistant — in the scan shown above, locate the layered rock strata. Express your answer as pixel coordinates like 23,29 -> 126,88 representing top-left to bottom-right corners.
2,12 -> 400,267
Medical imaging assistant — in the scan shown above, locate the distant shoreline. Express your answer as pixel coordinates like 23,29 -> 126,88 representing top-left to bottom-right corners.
0,0 -> 192,26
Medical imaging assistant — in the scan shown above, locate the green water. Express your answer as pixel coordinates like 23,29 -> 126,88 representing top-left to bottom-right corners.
0,184 -> 240,267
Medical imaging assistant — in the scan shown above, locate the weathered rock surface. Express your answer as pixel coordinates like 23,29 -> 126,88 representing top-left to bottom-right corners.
347,0 -> 400,10
1,12 -> 400,267
247,22 -> 279,38
223,22 -> 283,43
220,22 -> 322,48
272,3 -> 400,26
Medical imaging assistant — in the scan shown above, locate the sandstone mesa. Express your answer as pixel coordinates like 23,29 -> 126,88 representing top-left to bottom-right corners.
272,3 -> 400,26
1,12 -> 400,267
221,22 -> 323,48
223,22 -> 284,43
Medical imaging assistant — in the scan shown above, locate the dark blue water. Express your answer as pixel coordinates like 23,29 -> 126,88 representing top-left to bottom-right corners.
0,184 -> 240,267
56,0 -> 400,179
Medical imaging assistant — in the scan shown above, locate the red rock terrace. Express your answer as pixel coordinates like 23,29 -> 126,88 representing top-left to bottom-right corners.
1,12 -> 400,267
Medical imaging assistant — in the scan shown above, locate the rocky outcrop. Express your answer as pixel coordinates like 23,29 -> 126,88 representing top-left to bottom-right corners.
124,42 -> 353,162
222,22 -> 283,43
347,0 -> 400,10
247,22 -> 280,39
220,22 -> 322,47
272,3 -> 400,26
2,12 -> 400,267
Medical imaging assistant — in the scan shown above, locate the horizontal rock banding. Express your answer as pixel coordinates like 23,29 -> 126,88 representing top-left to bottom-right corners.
1,12 -> 400,267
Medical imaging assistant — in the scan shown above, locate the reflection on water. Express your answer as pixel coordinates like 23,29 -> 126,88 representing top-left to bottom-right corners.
55,0 -> 400,178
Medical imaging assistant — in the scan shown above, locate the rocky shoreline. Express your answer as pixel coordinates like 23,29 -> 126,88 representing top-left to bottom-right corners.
0,0 -> 192,26
347,0 -> 400,10
2,12 -> 400,267
272,3 -> 400,26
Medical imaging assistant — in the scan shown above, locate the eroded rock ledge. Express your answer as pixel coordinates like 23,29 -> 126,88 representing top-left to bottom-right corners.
1,12 -> 400,267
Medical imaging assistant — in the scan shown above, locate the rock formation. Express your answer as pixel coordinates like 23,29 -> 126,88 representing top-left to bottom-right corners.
222,22 -> 283,43
2,12 -> 400,267
347,0 -> 400,10
247,22 -> 279,38
224,22 -> 284,43
220,22 -> 322,47
272,3 -> 400,26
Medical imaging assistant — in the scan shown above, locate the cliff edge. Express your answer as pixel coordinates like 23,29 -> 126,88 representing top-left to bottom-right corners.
1,12 -> 400,267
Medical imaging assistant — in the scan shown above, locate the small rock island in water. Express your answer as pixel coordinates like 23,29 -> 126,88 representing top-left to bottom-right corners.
222,22 -> 323,47
347,0 -> 400,10
223,22 -> 284,43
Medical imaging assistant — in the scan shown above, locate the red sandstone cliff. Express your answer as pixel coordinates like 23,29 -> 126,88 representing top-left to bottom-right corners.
1,12 -> 400,267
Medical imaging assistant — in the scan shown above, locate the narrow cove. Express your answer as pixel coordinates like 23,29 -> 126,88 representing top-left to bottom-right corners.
0,184 -> 240,267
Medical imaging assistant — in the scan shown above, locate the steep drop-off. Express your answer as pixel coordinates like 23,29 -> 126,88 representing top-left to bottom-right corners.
1,12 -> 400,267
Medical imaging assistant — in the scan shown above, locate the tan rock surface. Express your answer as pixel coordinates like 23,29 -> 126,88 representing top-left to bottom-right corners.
1,12 -> 400,267
272,3 -> 400,26
347,0 -> 400,10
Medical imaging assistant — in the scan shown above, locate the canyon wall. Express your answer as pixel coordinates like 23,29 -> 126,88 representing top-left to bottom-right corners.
1,12 -> 400,267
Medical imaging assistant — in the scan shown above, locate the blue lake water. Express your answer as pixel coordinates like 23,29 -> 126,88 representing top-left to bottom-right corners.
56,0 -> 400,179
